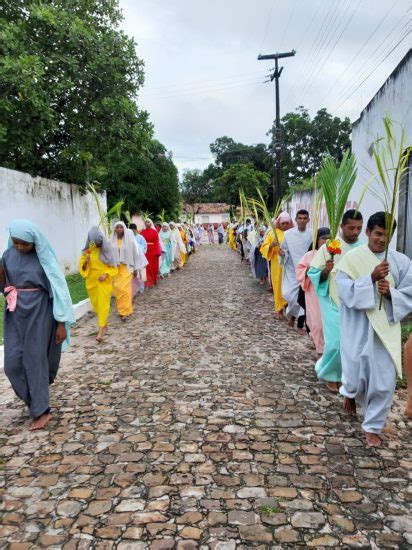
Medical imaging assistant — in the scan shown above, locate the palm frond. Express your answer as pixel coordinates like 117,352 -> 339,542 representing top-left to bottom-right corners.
249,188 -> 281,245
316,149 -> 357,240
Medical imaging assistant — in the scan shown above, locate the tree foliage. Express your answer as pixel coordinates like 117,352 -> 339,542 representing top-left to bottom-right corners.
0,0 -> 182,217
213,163 -> 269,206
272,107 -> 352,193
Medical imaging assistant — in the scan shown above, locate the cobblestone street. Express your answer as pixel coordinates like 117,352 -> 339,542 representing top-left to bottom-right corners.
0,245 -> 411,549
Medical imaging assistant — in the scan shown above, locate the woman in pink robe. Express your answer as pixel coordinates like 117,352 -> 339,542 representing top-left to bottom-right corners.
296,227 -> 330,355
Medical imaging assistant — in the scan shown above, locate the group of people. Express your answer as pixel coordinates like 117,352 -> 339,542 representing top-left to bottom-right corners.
0,218 -> 200,430
228,209 -> 412,447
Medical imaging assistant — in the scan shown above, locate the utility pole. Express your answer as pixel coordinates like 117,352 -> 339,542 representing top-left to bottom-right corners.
258,50 -> 295,206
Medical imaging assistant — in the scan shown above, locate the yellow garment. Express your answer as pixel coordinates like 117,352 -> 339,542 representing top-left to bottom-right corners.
79,248 -> 118,328
261,228 -> 287,312
335,244 -> 401,377
180,252 -> 186,266
229,228 -> 236,250
179,229 -> 187,266
113,240 -> 133,317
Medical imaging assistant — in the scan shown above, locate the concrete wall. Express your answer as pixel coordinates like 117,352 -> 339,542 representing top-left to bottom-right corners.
0,167 -> 106,273
194,213 -> 230,225
287,51 -> 411,254
351,49 -> 411,251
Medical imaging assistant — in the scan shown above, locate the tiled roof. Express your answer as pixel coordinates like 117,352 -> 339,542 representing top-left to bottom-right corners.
184,203 -> 231,214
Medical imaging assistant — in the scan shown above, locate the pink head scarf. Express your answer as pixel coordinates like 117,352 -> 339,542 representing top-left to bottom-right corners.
274,211 -> 294,229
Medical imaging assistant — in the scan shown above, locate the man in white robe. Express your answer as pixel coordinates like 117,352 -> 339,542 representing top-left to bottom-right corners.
279,209 -> 312,331
336,212 -> 412,447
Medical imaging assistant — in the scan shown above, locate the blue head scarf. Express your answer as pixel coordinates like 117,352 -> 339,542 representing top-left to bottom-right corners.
8,219 -> 75,350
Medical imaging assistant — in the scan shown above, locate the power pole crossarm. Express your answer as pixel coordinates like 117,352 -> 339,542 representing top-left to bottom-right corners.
258,50 -> 296,207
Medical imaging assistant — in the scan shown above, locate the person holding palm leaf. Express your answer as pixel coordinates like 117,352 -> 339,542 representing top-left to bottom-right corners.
335,212 -> 412,447
308,210 -> 363,392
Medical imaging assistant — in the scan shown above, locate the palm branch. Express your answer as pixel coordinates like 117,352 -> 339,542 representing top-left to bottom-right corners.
316,149 -> 357,242
87,182 -> 124,238
362,116 -> 411,308
249,188 -> 282,246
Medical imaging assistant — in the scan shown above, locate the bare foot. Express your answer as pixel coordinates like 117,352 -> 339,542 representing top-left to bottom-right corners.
364,432 -> 381,447
287,317 -> 295,328
296,328 -> 306,335
343,396 -> 357,416
326,381 -> 340,393
29,412 -> 51,431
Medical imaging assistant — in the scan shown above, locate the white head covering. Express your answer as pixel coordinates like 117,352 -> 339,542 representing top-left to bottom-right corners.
111,221 -> 148,273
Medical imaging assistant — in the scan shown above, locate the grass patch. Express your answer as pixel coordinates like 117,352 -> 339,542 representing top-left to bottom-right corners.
66,273 -> 88,305
402,322 -> 412,345
0,274 -> 87,345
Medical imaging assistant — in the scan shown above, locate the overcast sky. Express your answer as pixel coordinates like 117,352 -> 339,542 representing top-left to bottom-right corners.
119,0 -> 411,175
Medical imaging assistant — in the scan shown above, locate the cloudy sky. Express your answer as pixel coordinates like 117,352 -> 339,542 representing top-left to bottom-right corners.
119,0 -> 411,174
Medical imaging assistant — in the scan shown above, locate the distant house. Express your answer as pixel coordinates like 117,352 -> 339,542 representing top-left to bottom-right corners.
183,203 -> 231,227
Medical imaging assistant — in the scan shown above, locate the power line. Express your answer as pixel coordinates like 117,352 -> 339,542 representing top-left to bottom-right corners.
259,0 -> 280,53
142,70 -> 267,95
315,0 -> 403,107
289,0 -> 342,103
300,0 -> 363,100
279,0 -> 298,50
333,30 -> 411,113
330,14 -> 411,110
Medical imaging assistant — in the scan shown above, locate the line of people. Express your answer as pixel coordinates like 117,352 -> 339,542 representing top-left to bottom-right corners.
228,209 -> 412,447
0,218 -> 200,430
80,220 -> 199,341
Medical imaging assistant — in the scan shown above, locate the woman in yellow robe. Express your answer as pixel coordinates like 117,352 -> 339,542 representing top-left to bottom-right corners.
79,227 -> 118,342
260,212 -> 294,317
178,224 -> 188,267
111,222 -> 148,321
228,223 -> 237,250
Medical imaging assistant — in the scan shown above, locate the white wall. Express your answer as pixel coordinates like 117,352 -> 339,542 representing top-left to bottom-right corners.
0,167 -> 106,273
351,50 -> 411,249
194,213 -> 230,225
287,51 -> 411,252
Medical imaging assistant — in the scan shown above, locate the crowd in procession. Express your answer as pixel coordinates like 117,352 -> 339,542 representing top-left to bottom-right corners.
1,212 -> 411,446
227,208 -> 412,447
0,218 -> 204,431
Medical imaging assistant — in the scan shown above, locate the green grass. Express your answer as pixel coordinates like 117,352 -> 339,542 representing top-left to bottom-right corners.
0,274 -> 87,345
402,322 -> 412,345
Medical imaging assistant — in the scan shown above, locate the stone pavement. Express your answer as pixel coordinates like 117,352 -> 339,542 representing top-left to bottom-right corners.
0,245 -> 411,549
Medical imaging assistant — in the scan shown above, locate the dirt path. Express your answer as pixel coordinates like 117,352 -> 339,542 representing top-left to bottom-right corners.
0,245 -> 411,548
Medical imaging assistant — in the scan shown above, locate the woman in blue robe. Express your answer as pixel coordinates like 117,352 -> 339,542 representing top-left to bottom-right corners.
0,220 -> 74,430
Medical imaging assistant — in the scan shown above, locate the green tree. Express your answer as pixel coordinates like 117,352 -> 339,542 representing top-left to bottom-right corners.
180,169 -> 213,217
210,136 -> 270,173
270,107 -> 351,193
106,140 -> 180,219
213,163 -> 269,207
0,0 -> 151,185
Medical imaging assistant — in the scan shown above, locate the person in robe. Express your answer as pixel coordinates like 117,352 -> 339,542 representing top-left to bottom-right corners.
228,220 -> 237,250
404,334 -> 412,419
253,226 -> 268,285
296,227 -> 330,355
170,222 -> 186,270
141,219 -> 162,287
217,223 -> 225,245
129,223 -> 147,296
308,210 -> 363,392
111,221 -> 147,320
278,210 -> 312,331
260,212 -> 294,317
79,227 -> 118,342
207,224 -> 215,245
177,224 -> 188,266
194,224 -> 201,248
159,222 -> 173,277
0,219 -> 74,430
335,211 -> 412,447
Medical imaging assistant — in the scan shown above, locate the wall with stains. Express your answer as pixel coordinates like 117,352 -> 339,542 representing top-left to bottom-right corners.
0,167 -> 106,273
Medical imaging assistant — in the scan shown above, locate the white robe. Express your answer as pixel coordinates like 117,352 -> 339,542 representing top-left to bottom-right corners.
280,227 -> 312,318
336,249 -> 412,433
